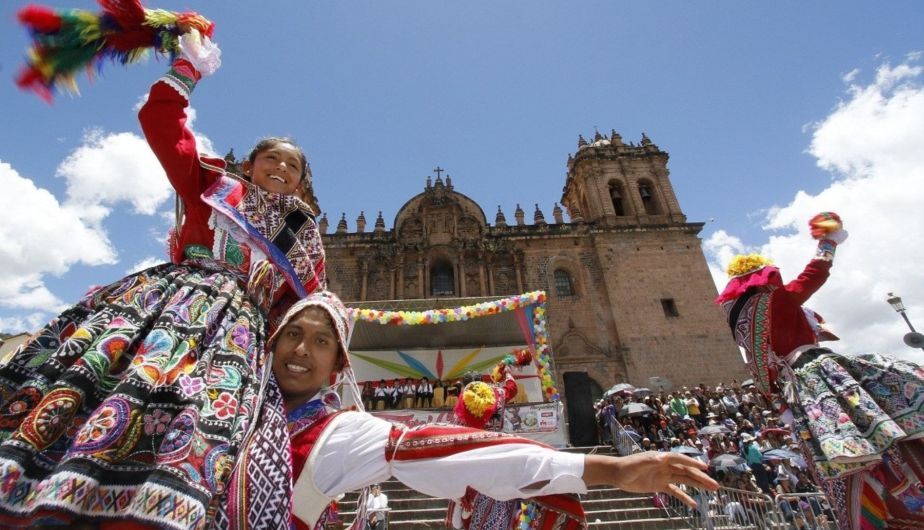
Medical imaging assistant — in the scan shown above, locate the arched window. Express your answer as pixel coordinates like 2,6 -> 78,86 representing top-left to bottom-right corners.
430,261 -> 455,296
609,182 -> 626,216
638,181 -> 659,215
553,269 -> 575,297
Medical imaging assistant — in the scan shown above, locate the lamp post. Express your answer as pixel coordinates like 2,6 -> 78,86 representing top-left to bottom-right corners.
887,292 -> 924,351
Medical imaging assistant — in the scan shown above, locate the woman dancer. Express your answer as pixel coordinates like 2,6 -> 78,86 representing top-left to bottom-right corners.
716,212 -> 924,529
0,28 -> 326,528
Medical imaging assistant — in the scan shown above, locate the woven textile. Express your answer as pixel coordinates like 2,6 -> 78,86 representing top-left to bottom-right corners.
0,261 -> 268,529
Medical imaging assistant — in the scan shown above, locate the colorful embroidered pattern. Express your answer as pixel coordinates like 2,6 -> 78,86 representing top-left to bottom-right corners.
0,262 -> 268,529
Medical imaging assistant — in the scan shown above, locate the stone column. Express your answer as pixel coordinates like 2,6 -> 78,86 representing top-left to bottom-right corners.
458,253 -> 467,297
418,256 -> 426,298
478,251 -> 487,296
513,253 -> 524,293
360,260 -> 368,301
396,256 -> 404,300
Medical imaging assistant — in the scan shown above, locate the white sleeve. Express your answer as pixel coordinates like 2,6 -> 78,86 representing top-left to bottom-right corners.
312,412 -> 587,501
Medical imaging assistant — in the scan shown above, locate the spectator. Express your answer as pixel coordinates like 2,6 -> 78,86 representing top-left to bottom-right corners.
669,393 -> 689,418
365,483 -> 389,530
722,388 -> 740,416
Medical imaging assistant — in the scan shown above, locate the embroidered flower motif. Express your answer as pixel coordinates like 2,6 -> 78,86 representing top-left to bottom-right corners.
73,398 -> 131,452
213,392 -> 238,420
76,407 -> 117,445
143,409 -> 173,436
230,325 -> 250,350
179,374 -> 205,397
160,411 -> 196,453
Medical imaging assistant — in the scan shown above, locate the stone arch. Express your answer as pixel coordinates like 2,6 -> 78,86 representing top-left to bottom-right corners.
545,256 -> 584,299
607,178 -> 630,216
637,178 -> 662,215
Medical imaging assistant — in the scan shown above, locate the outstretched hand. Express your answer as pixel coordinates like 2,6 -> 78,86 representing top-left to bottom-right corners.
583,452 -> 718,509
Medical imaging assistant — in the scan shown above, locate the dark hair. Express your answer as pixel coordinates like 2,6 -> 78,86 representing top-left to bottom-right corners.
248,137 -> 310,182
462,371 -> 480,385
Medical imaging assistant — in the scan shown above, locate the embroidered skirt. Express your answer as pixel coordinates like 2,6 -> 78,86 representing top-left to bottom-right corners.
0,261 -> 268,529
782,349 -> 924,529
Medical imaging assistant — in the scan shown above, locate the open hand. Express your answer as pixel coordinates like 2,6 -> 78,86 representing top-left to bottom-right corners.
584,452 -> 718,509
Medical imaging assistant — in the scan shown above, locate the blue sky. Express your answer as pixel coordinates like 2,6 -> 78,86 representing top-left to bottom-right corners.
2,1 -> 923,360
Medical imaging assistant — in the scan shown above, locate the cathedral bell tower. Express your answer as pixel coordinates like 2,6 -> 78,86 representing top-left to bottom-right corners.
561,130 -> 686,226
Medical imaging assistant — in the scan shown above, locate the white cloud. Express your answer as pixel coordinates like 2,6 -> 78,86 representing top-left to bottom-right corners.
0,313 -> 49,334
0,94 -> 218,326
0,161 -> 116,315
57,128 -> 172,224
705,58 -> 924,362
126,256 -> 165,274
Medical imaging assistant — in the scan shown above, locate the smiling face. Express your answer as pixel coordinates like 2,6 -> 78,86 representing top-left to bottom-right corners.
272,306 -> 344,410
243,141 -> 304,195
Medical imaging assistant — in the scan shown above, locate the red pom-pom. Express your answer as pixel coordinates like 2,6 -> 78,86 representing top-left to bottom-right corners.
17,5 -> 62,34
808,211 -> 842,239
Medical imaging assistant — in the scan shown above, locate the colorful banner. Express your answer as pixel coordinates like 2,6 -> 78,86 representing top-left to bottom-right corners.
349,345 -> 545,402
369,402 -> 566,447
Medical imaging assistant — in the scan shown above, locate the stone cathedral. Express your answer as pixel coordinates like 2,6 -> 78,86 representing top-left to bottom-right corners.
266,130 -> 747,442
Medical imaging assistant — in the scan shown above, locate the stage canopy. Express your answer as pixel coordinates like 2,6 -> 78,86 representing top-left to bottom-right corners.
346,291 -> 560,403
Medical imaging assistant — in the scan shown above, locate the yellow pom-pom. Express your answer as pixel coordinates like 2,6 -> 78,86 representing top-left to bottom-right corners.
463,382 -> 497,417
726,254 -> 774,278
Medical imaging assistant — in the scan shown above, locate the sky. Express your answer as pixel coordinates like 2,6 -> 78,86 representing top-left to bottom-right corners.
1,1 -> 922,362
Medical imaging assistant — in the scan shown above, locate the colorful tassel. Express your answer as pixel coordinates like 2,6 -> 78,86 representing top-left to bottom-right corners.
15,0 -> 214,102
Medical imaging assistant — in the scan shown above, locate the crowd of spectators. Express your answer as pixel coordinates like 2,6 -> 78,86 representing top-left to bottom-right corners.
594,380 -> 828,506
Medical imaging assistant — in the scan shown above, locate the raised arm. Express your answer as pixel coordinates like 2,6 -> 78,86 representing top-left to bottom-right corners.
137,59 -> 206,203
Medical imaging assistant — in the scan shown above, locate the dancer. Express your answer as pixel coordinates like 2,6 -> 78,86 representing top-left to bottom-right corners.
716,212 -> 924,529
1,16 -> 326,530
228,290 -> 718,530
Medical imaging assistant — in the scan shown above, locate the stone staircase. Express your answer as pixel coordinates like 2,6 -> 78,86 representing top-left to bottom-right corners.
336,445 -> 694,530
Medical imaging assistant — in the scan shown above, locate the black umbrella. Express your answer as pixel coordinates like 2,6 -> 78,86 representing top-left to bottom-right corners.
698,425 -> 731,436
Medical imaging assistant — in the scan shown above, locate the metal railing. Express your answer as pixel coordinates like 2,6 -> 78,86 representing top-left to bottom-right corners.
606,420 -> 840,529
774,492 -> 837,530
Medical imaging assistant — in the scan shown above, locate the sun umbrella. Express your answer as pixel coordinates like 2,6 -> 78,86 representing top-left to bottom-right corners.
741,379 -> 755,388
671,446 -> 704,457
632,387 -> 652,397
698,425 -> 731,436
710,454 -> 746,470
605,383 -> 636,397
761,448 -> 801,461
619,403 -> 655,417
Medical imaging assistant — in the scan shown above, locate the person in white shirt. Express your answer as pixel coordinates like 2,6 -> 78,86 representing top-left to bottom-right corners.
224,291 -> 720,530
365,483 -> 389,530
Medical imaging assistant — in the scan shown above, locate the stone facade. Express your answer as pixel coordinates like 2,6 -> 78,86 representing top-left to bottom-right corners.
315,130 -> 748,402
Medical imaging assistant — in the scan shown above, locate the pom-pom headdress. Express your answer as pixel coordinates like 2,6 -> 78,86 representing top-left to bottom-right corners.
16,0 -> 214,102
715,254 -> 782,304
454,381 -> 499,429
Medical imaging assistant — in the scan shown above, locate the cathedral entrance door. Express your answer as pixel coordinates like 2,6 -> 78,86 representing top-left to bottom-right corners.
563,371 -> 597,446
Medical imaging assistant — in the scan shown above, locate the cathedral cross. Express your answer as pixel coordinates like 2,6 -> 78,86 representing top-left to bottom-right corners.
433,166 -> 445,179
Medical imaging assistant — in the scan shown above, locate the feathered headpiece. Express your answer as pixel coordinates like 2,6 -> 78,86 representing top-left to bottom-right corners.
16,0 -> 214,102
